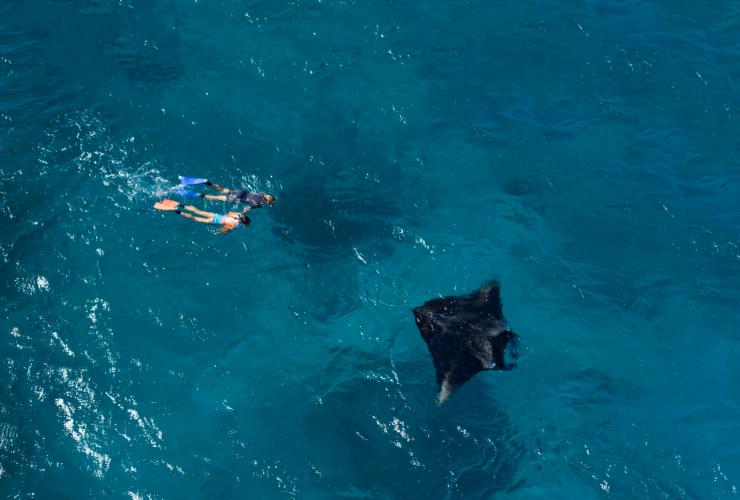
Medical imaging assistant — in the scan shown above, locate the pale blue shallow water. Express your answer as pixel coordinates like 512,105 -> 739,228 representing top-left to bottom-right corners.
1,1 -> 739,498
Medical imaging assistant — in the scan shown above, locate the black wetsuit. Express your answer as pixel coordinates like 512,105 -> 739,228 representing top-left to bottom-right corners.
226,190 -> 266,207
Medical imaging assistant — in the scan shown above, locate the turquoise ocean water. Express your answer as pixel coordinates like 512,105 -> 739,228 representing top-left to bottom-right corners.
1,1 -> 739,498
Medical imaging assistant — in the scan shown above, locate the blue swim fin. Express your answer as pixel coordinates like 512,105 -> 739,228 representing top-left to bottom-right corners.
178,176 -> 208,185
175,186 -> 201,198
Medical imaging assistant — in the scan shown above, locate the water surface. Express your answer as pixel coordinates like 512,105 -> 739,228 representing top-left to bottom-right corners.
1,1 -> 739,498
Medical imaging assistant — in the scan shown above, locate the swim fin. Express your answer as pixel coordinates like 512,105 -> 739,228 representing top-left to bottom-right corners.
178,176 -> 208,185
175,186 -> 201,198
154,199 -> 182,211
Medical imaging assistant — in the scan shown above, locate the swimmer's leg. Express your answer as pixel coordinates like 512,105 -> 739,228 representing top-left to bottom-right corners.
181,205 -> 214,217
175,211 -> 212,224
205,181 -> 230,194
202,194 -> 228,201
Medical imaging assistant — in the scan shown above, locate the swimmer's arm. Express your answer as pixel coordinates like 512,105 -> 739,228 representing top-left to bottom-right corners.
214,224 -> 236,235
205,181 -> 230,194
241,206 -> 253,214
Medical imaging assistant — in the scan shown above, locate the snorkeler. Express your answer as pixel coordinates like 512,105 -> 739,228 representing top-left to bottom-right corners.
178,176 -> 275,212
153,199 -> 250,234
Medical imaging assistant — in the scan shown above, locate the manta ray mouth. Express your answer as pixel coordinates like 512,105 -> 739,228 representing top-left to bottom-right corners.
503,332 -> 520,368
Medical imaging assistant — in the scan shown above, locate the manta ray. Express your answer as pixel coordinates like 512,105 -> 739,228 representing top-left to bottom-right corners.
412,281 -> 519,403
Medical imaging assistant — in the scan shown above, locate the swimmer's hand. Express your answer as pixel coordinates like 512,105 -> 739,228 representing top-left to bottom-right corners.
241,206 -> 252,213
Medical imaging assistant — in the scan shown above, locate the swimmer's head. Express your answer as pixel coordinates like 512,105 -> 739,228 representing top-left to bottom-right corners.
263,194 -> 275,206
239,213 -> 251,226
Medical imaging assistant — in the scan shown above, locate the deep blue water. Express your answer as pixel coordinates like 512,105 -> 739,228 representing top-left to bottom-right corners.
1,0 -> 739,498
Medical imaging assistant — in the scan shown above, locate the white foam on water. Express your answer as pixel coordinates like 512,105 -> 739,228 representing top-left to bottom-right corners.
51,331 -> 75,357
15,276 -> 37,295
127,408 -> 163,449
38,111 -> 170,208
36,276 -> 49,291
353,247 -> 368,265
0,423 -> 17,451
391,417 -> 411,442
391,225 -> 437,255
86,298 -> 110,327
54,398 -> 111,476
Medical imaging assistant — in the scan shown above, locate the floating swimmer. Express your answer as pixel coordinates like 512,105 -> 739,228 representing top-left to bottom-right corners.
153,199 -> 250,234
177,176 -> 275,213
